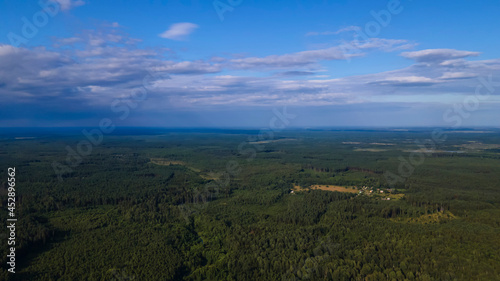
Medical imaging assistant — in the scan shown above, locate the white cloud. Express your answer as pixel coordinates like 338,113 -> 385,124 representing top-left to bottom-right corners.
229,38 -> 412,69
439,72 -> 477,80
55,37 -> 82,46
159,22 -> 199,40
306,26 -> 360,36
401,49 -> 480,63
50,0 -> 85,11
351,38 -> 416,52
1,29 -> 499,111
371,76 -> 440,86
152,60 -> 221,74
229,47 -> 362,69
0,45 -> 19,56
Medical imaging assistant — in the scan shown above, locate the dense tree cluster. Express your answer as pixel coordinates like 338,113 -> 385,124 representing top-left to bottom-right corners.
0,130 -> 499,280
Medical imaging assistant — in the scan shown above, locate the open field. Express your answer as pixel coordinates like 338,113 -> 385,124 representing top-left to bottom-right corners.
150,158 -> 218,179
294,184 -> 359,193
150,158 -> 187,166
354,148 -> 388,152
248,138 -> 297,144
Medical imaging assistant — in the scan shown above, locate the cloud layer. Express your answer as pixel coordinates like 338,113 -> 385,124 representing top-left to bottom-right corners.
401,49 -> 480,63
50,0 -> 85,11
159,22 -> 199,40
1,25 -> 499,126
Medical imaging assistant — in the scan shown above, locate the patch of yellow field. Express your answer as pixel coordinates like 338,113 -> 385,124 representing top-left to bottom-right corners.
386,193 -> 405,200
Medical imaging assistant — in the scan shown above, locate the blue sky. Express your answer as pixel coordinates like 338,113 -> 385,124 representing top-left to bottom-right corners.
1,0 -> 499,127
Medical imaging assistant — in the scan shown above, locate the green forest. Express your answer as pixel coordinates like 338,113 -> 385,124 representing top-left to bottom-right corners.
0,128 -> 499,280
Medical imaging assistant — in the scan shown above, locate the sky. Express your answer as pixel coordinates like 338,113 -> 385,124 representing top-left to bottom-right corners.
0,0 -> 499,128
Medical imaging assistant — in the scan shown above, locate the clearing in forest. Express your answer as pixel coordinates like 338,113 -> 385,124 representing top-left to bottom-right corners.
248,138 -> 297,144
293,185 -> 359,193
354,148 -> 388,152
392,211 -> 457,224
149,158 -> 217,180
150,158 -> 187,166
